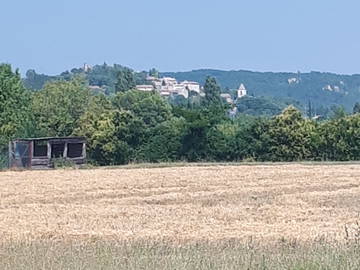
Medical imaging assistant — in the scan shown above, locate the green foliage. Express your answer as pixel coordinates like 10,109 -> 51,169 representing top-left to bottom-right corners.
173,108 -> 209,161
136,117 -> 186,162
113,90 -> 172,128
173,105 -> 226,161
3,239 -> 360,270
23,69 -> 57,90
203,76 -> 222,107
149,68 -> 159,78
115,68 -> 136,93
236,96 -> 301,116
318,114 -> 360,160
31,78 -> 91,137
207,121 -> 240,161
0,64 -> 30,147
22,64 -> 360,110
24,63 -> 134,94
353,102 -> 360,114
168,94 -> 188,107
77,109 -> 143,165
162,69 -> 360,111
52,158 -> 76,169
0,152 -> 7,169
77,91 -> 174,165
329,105 -> 347,120
263,106 -> 318,161
87,63 -> 123,90
6,62 -> 360,167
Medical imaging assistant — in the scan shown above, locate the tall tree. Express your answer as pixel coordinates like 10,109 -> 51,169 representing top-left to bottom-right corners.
307,100 -> 313,118
0,64 -> 30,167
113,90 -> 172,128
31,78 -> 91,137
135,117 -> 186,162
330,105 -> 347,120
353,102 -> 360,114
149,68 -> 159,78
203,76 -> 222,106
115,68 -> 136,93
0,64 -> 30,146
264,106 -> 318,161
77,108 -> 143,165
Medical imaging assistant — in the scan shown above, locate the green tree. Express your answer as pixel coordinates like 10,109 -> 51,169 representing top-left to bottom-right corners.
318,114 -> 360,160
24,69 -> 56,90
135,117 -> 186,162
236,96 -> 284,116
0,64 -> 30,167
353,102 -> 360,114
78,90 -> 175,165
31,78 -> 91,137
113,90 -> 172,128
173,108 -> 210,161
203,76 -> 222,106
264,106 -> 318,161
307,100 -> 313,118
115,68 -> 136,93
149,68 -> 159,78
207,121 -> 240,161
0,64 -> 30,145
77,108 -> 143,165
234,116 -> 271,161
330,105 -> 347,120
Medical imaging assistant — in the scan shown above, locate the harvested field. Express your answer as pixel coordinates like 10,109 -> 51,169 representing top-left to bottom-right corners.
1,164 -> 360,242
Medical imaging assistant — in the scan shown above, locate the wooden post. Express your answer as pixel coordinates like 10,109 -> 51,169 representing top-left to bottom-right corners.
63,142 -> 68,158
82,142 -> 86,159
8,141 -> 12,168
47,141 -> 51,159
29,141 -> 33,168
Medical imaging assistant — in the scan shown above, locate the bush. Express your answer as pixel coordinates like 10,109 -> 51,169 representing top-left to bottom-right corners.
52,158 -> 76,169
0,150 -> 8,169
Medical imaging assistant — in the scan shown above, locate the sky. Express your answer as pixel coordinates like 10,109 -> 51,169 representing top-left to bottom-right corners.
1,0 -> 360,75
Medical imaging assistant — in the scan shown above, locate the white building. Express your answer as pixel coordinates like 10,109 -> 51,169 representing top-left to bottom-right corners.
160,84 -> 174,92
288,77 -> 299,85
136,85 -> 154,91
174,84 -> 189,98
146,76 -> 157,81
237,84 -> 247,99
180,80 -> 201,93
160,91 -> 171,97
83,63 -> 92,72
161,77 -> 177,86
146,74 -> 203,99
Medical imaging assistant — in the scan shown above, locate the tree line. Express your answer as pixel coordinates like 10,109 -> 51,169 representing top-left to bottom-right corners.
1,63 -> 360,168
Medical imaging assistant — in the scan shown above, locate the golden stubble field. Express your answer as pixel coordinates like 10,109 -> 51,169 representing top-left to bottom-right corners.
1,164 -> 360,243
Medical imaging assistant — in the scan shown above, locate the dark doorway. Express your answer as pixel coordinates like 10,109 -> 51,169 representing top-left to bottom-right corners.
33,140 -> 48,157
51,143 -> 65,158
67,143 -> 83,158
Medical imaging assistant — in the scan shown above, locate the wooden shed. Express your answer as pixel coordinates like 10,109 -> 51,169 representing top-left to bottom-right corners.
9,137 -> 86,169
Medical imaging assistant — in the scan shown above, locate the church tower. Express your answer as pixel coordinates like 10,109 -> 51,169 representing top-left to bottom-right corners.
237,84 -> 247,99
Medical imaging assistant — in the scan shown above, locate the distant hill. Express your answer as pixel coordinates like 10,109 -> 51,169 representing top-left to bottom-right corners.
23,63 -> 148,94
23,65 -> 360,111
162,69 -> 360,111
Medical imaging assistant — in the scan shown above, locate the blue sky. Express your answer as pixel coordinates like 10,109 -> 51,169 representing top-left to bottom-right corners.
1,0 -> 359,75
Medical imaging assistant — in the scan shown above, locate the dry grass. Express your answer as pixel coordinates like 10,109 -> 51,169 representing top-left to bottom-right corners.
1,163 -> 360,243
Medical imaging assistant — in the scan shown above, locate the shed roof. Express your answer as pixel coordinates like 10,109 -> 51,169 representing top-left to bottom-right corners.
13,136 -> 86,142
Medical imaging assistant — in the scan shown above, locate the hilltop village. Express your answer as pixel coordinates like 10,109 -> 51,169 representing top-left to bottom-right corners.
136,76 -> 247,104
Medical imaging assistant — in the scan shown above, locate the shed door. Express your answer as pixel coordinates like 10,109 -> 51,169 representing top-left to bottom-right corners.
14,141 -> 31,168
